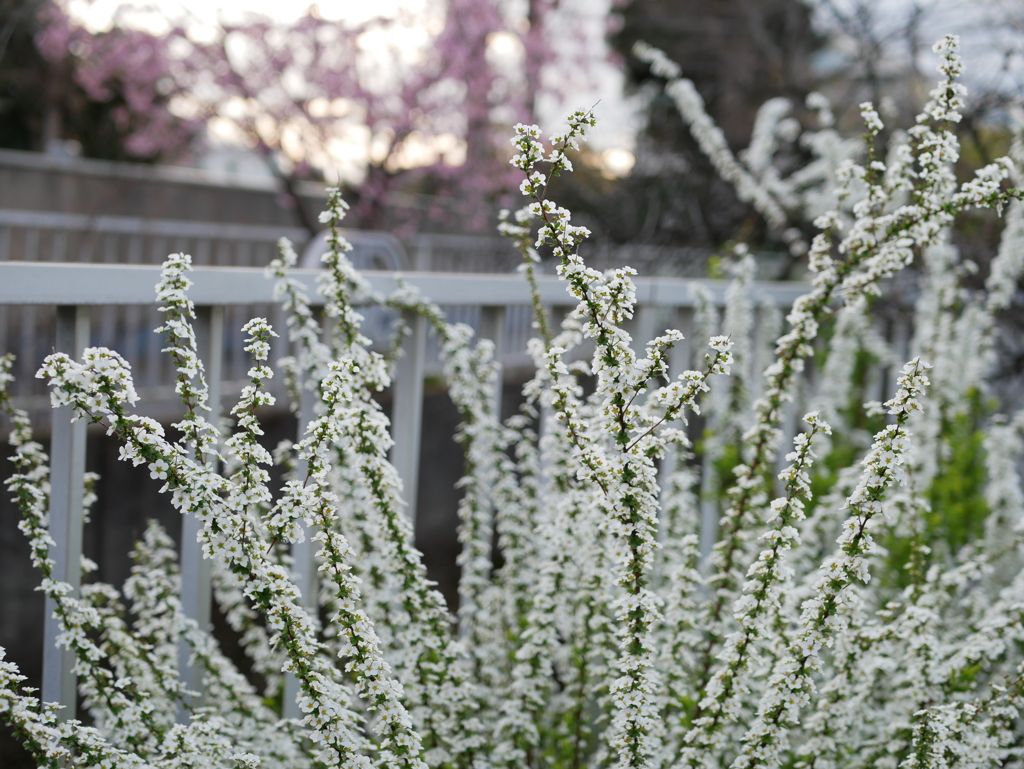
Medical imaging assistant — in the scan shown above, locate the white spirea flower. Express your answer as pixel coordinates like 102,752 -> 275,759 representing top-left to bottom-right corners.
731,358 -> 931,769
5,37 -> 1024,769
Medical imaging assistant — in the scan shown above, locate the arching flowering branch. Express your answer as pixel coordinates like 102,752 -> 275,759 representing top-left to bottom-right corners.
732,358 -> 931,769
544,333 -> 733,769
4,35 -> 1024,769
15,351 -> 179,755
5,354 -> 274,768
36,346 -> 373,767
0,356 -> 154,768
0,646 -> 150,769
269,355 -> 428,768
155,253 -> 219,462
224,316 -> 428,766
501,110 -> 742,769
501,112 -> 596,343
678,413 -> 831,767
632,41 -> 789,233
686,35 -> 1020,702
291,192 -> 487,766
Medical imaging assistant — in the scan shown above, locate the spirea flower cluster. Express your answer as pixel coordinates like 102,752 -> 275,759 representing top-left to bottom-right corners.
2,35 -> 1024,769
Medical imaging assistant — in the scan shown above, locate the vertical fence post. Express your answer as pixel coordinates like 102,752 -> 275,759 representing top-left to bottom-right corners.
750,305 -> 767,404
413,237 -> 433,271
660,306 -> 695,538
669,306 -> 695,376
44,305 -> 90,714
177,305 -> 222,719
627,304 -> 660,353
283,382 -> 321,720
866,314 -> 887,403
698,295 -> 723,568
887,317 -> 912,396
538,305 -> 574,457
391,310 -> 427,524
479,306 -> 506,419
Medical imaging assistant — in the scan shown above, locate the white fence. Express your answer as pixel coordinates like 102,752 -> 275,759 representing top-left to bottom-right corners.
0,208 -> 719,404
0,259 -> 808,720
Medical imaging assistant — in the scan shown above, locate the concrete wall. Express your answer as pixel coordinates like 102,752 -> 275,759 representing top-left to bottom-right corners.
0,148 -> 327,226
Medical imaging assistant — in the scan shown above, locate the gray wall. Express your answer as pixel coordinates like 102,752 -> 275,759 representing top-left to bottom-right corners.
0,148 -> 326,226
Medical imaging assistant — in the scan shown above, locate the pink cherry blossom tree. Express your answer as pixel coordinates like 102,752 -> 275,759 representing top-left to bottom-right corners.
34,0 -> 567,232
32,1 -> 199,161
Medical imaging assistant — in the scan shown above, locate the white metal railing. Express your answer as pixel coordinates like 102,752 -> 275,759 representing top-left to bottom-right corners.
0,260 -> 808,721
0,209 -> 412,404
0,207 -> 719,404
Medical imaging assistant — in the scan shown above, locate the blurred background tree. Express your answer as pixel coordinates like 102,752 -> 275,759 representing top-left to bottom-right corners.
2,0 -> 1023,243
0,0 -> 572,233
0,0 -> 197,161
567,0 -> 824,255
540,0 -> 1024,278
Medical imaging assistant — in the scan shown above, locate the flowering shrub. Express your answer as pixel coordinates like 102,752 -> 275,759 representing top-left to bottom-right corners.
3,34 -> 1024,769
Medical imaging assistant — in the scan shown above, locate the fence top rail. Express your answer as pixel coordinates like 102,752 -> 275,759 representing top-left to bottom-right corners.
0,261 -> 810,308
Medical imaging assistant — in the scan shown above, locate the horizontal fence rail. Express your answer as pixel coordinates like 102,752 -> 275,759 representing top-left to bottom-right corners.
0,208 -> 310,269
0,261 -> 808,306
0,209 -> 398,406
0,208 -> 311,243
0,259 -> 810,722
